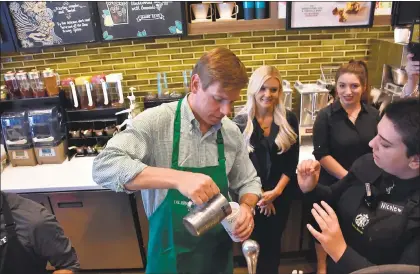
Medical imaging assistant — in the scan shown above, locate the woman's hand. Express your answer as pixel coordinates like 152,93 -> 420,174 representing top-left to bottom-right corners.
307,201 -> 347,263
257,189 -> 282,207
258,202 -> 276,217
297,160 -> 321,193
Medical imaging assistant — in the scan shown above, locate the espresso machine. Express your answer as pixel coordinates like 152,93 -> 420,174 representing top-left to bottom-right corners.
368,39 -> 409,110
294,80 -> 330,143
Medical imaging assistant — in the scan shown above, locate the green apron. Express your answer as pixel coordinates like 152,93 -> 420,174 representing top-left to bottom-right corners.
146,99 -> 233,274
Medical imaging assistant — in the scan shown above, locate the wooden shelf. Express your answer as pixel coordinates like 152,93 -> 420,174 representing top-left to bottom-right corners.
373,15 -> 391,26
186,0 -> 391,36
188,18 -> 286,35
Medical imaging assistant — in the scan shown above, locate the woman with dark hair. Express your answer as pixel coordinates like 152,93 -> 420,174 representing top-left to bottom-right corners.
311,60 -> 380,273
298,98 -> 420,273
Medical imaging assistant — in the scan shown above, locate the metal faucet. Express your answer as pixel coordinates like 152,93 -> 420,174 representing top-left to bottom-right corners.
242,239 -> 260,274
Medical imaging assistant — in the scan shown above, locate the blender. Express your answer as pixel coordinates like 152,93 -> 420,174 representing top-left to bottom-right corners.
28,107 -> 67,164
1,111 -> 37,166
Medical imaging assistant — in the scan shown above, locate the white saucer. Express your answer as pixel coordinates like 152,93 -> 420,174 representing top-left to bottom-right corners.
191,18 -> 212,23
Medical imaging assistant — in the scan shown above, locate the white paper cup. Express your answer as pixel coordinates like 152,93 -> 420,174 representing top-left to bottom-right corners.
221,202 -> 241,242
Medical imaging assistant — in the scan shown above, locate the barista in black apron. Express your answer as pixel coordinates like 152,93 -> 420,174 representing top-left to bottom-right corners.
0,192 -> 47,274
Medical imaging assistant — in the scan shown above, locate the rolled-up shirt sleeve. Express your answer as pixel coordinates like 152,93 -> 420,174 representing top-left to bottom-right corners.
92,110 -> 155,192
312,109 -> 330,160
228,128 -> 262,201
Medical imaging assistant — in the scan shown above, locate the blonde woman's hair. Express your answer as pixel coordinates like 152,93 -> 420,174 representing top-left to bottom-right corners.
238,65 -> 297,153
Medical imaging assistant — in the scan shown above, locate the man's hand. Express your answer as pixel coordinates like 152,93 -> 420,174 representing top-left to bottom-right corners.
233,204 -> 254,241
257,189 -> 281,207
307,201 -> 347,263
406,53 -> 420,79
176,172 -> 220,205
53,270 -> 74,274
297,160 -> 321,193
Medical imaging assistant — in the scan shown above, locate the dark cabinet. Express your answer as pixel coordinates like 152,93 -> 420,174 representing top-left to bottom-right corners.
49,191 -> 144,270
0,2 -> 18,53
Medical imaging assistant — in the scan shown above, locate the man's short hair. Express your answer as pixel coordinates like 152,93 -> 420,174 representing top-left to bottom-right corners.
192,47 -> 248,94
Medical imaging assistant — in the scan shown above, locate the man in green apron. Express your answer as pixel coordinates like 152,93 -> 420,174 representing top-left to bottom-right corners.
93,47 -> 262,274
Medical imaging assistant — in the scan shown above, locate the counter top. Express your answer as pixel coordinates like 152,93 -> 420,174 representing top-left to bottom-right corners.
1,157 -> 103,193
1,145 -> 315,194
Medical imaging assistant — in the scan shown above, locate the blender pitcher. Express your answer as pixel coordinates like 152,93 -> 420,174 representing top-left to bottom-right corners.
91,74 -> 109,108
75,76 -> 95,110
61,78 -> 79,109
28,70 -> 46,98
105,73 -> 124,107
15,71 -> 32,98
42,68 -> 60,96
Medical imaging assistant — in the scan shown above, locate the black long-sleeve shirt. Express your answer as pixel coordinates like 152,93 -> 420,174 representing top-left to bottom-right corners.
0,192 -> 80,271
233,111 -> 300,192
312,100 -> 380,185
308,154 -> 420,273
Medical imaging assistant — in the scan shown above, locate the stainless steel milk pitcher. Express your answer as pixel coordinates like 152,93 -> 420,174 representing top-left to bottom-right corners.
183,193 -> 232,236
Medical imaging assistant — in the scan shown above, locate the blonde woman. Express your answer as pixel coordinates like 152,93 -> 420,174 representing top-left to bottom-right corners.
233,66 -> 299,274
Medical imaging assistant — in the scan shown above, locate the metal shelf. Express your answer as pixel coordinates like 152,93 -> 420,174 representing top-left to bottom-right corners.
69,136 -> 113,140
68,118 -> 117,123
66,107 -> 125,122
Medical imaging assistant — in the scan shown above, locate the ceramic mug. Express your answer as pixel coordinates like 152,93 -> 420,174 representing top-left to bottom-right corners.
394,27 -> 410,44
191,3 -> 213,20
217,2 -> 239,19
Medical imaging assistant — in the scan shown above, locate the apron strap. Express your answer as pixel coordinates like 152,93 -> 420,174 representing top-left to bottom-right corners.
172,98 -> 225,167
216,130 -> 225,162
1,193 -> 17,237
171,99 -> 183,168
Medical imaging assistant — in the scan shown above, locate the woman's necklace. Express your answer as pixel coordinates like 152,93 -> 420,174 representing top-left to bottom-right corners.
257,116 -> 272,129
346,107 -> 361,122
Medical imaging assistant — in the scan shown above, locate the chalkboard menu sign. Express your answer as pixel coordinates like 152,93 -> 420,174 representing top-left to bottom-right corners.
96,2 -> 185,41
8,1 -> 98,48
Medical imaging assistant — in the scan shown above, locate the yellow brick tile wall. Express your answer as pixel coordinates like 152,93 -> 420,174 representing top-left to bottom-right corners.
1,26 -> 393,108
